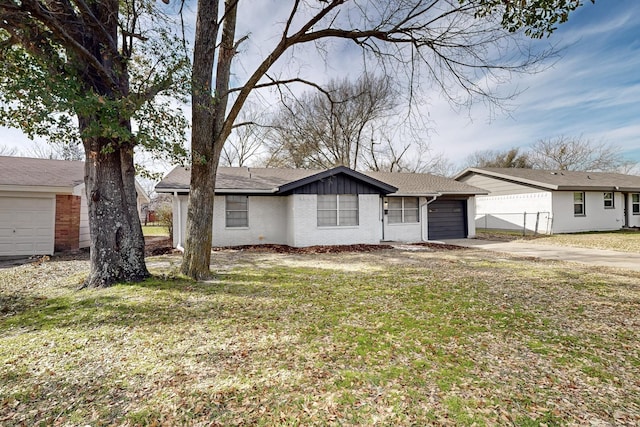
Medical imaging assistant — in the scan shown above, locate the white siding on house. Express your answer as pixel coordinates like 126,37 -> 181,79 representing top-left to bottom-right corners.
552,191 -> 624,233
212,195 -> 288,247
288,194 -> 381,247
383,219 -> 422,242
171,192 -> 476,248
137,194 -> 147,223
466,197 -> 477,238
459,174 -> 545,196
172,195 -> 189,248
286,196 -> 296,245
475,192 -> 553,234
173,195 -> 290,248
626,193 -> 640,228
79,192 -> 90,248
383,196 -> 424,242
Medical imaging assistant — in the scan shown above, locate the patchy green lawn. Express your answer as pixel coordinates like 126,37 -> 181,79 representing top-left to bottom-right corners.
529,230 -> 640,253
142,225 -> 170,237
1,248 -> 639,426
478,229 -> 640,253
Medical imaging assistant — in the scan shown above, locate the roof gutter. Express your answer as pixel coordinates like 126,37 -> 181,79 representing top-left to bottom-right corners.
155,188 -> 280,194
217,188 -> 279,194
174,191 -> 184,253
155,187 -> 184,193
421,194 -> 441,242
0,184 -> 75,194
391,192 -> 440,197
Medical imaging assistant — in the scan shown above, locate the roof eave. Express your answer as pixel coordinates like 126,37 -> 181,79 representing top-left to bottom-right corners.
155,187 -> 279,194
556,185 -> 640,192
0,184 -> 75,194
216,188 -> 279,194
457,168 -> 559,190
443,191 -> 490,196
388,192 -> 440,197
155,186 -> 187,193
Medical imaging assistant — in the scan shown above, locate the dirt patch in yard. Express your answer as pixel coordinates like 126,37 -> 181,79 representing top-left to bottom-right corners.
144,236 -> 176,256
2,242 -> 640,425
410,241 -> 469,251
213,243 -> 392,254
476,230 -> 544,242
213,242 -> 468,254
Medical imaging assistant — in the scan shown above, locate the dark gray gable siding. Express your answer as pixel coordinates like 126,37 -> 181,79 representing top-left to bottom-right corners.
289,173 -> 385,195
277,166 -> 397,195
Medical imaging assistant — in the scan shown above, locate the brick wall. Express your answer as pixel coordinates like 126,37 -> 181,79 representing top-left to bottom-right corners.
54,195 -> 81,252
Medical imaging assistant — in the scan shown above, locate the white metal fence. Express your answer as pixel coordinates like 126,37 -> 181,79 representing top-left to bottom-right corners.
475,212 -> 552,235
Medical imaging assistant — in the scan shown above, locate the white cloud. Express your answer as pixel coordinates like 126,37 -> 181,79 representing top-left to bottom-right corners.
3,0 -> 640,172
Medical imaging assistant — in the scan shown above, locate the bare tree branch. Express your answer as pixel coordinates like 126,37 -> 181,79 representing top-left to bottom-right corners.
529,136 -> 635,172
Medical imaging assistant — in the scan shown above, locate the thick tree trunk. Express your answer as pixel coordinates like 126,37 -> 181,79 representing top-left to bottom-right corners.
82,139 -> 149,288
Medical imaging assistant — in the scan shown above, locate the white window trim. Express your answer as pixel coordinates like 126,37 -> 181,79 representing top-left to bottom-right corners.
603,192 -> 615,209
225,195 -> 249,228
574,192 -> 586,217
317,194 -> 359,227
387,197 -> 420,224
632,193 -> 640,215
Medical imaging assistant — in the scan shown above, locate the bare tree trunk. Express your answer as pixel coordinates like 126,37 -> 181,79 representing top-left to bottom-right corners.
182,0 -> 238,280
181,0 -> 220,279
82,134 -> 149,288
181,160 -> 216,279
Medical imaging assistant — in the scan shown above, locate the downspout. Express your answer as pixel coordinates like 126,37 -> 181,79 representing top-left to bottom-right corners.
421,194 -> 440,242
175,191 -> 184,252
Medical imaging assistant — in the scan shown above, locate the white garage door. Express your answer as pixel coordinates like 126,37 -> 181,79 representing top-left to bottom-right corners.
0,196 -> 55,256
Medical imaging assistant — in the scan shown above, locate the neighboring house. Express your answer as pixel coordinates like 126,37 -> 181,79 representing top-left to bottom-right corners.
0,156 -> 150,256
155,165 -> 486,248
455,167 -> 640,234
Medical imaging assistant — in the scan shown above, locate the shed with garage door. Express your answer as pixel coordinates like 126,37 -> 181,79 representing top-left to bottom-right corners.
0,156 -> 149,256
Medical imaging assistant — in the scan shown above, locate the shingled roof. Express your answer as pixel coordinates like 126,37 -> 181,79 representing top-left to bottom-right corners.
156,167 -> 320,192
0,156 -> 84,188
364,170 -> 486,196
156,166 -> 486,196
456,167 -> 640,191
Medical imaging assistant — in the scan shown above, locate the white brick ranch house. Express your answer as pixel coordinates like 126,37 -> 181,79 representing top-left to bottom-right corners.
455,167 -> 640,234
155,166 -> 487,248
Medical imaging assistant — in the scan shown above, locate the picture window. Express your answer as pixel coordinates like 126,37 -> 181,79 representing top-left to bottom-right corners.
317,194 -> 358,226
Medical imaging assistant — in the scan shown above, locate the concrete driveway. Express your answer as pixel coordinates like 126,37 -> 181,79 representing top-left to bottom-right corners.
443,239 -> 640,272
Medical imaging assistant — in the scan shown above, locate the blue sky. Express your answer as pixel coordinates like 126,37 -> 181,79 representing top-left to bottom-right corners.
427,1 -> 640,168
1,1 -> 639,172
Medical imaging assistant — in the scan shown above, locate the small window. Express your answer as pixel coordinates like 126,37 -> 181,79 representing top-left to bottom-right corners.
574,192 -> 585,216
387,197 -> 419,224
317,194 -> 358,226
603,192 -> 614,209
226,195 -> 248,227
633,194 -> 640,215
